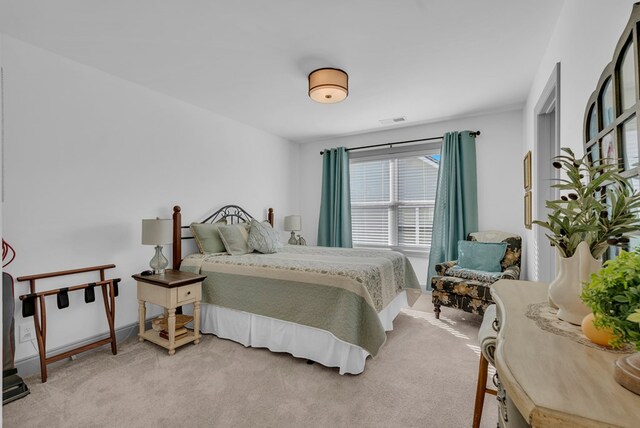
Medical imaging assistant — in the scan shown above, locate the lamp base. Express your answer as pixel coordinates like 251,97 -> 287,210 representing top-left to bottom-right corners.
150,245 -> 169,275
288,231 -> 298,245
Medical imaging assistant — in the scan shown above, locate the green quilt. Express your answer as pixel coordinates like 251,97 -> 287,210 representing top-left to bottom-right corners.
180,246 -> 421,356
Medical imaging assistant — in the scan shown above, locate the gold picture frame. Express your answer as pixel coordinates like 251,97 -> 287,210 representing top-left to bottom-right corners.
524,191 -> 532,230
524,150 -> 532,191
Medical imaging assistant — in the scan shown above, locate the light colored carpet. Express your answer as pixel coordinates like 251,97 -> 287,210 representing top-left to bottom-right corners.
3,295 -> 497,428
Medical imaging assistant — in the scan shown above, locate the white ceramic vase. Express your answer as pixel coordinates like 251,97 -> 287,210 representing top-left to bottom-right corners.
548,241 -> 602,325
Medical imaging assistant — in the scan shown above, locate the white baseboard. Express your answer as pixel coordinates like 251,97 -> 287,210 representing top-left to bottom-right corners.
15,319 -> 152,379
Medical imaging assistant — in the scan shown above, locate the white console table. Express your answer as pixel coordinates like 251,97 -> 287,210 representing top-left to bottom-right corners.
491,280 -> 640,427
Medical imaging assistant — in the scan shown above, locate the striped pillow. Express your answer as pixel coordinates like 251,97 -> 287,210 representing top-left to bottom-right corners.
217,223 -> 251,255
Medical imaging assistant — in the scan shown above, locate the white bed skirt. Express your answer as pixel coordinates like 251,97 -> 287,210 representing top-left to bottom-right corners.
184,291 -> 409,375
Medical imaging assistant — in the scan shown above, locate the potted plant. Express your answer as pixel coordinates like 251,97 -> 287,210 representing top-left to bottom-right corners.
581,248 -> 640,394
533,147 -> 640,324
581,248 -> 640,349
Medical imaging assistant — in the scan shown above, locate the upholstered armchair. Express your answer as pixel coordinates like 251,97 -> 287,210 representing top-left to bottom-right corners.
431,231 -> 522,319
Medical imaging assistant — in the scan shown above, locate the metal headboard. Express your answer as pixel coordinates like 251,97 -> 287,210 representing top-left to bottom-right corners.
172,204 -> 274,269
201,204 -> 256,225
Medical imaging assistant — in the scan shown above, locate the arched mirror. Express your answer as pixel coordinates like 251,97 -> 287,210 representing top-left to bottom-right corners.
584,6 -> 640,257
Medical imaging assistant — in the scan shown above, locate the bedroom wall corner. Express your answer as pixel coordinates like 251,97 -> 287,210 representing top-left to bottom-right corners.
522,0 -> 637,281
1,32 -> 5,221
284,141 -> 302,223
1,32 -> 6,347
1,32 -> 4,237
2,35 -> 299,364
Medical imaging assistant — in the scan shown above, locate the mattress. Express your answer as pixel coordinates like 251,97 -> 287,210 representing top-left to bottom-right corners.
180,245 -> 421,373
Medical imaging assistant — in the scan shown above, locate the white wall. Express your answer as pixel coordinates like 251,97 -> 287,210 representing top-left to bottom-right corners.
1,36 -> 299,362
1,33 -> 4,353
523,0 -> 637,280
296,109 -> 525,287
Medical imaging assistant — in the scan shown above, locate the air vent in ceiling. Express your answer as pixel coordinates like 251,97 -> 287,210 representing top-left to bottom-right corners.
379,117 -> 406,125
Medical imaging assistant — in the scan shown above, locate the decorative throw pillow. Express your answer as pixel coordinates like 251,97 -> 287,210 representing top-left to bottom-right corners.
457,240 -> 507,273
217,223 -> 251,255
190,222 -> 227,253
247,220 -> 282,254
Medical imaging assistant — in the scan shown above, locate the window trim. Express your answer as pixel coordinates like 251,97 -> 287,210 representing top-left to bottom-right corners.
350,144 -> 441,255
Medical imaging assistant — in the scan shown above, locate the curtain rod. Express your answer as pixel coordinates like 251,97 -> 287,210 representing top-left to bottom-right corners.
319,131 -> 481,155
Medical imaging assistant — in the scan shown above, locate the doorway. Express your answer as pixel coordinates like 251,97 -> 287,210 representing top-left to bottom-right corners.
533,63 -> 560,282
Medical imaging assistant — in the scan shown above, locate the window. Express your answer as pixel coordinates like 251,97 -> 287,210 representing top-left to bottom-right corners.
350,147 -> 440,254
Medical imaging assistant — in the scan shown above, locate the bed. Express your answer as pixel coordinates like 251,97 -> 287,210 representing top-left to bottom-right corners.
172,205 -> 421,374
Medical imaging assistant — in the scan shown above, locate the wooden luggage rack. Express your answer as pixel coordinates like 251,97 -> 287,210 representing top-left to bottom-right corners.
17,264 -> 120,382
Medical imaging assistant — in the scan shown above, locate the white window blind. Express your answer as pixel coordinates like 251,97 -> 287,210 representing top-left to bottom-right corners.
350,147 -> 440,253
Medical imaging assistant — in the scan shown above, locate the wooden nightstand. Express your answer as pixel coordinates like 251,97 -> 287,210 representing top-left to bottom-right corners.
133,270 -> 206,355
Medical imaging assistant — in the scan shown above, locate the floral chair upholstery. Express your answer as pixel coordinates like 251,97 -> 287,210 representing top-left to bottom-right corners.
431,231 -> 522,319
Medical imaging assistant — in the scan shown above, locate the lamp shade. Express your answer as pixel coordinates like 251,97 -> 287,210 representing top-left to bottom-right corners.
141,219 -> 173,245
308,68 -> 348,103
284,215 -> 302,232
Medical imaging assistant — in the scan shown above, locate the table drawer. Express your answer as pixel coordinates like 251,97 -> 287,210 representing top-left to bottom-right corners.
176,283 -> 201,304
496,374 -> 530,428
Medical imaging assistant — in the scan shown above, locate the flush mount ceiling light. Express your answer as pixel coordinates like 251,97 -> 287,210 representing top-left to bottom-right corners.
308,68 -> 348,104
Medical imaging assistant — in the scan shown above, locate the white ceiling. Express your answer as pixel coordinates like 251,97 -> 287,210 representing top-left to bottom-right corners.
0,0 -> 564,143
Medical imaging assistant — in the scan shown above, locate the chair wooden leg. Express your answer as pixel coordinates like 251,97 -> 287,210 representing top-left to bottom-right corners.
473,353 -> 489,428
433,304 -> 441,319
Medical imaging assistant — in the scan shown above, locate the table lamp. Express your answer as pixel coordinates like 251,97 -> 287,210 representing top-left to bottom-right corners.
142,218 -> 172,274
284,215 -> 302,245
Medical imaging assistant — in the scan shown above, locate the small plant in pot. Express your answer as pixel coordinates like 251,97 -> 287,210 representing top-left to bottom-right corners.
533,147 -> 640,324
581,248 -> 640,349
582,248 -> 640,394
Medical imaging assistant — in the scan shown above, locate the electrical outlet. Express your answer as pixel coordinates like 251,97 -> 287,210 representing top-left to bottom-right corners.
19,324 -> 35,343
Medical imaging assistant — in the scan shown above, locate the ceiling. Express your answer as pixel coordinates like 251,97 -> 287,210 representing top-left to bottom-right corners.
0,0 -> 564,143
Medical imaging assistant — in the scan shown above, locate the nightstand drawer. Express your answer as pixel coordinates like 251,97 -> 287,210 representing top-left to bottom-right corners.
176,283 -> 201,304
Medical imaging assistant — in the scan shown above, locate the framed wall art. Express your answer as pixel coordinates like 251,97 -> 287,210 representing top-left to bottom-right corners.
524,150 -> 532,191
524,191 -> 532,230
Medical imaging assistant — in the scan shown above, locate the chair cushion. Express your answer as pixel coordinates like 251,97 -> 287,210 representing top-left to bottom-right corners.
431,275 -> 493,302
445,266 -> 503,284
458,241 -> 507,272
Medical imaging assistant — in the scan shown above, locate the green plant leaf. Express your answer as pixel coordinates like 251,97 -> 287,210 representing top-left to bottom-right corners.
628,310 -> 640,324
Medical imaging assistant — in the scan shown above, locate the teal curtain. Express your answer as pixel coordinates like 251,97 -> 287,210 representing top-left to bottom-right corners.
427,131 -> 478,288
318,147 -> 353,247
